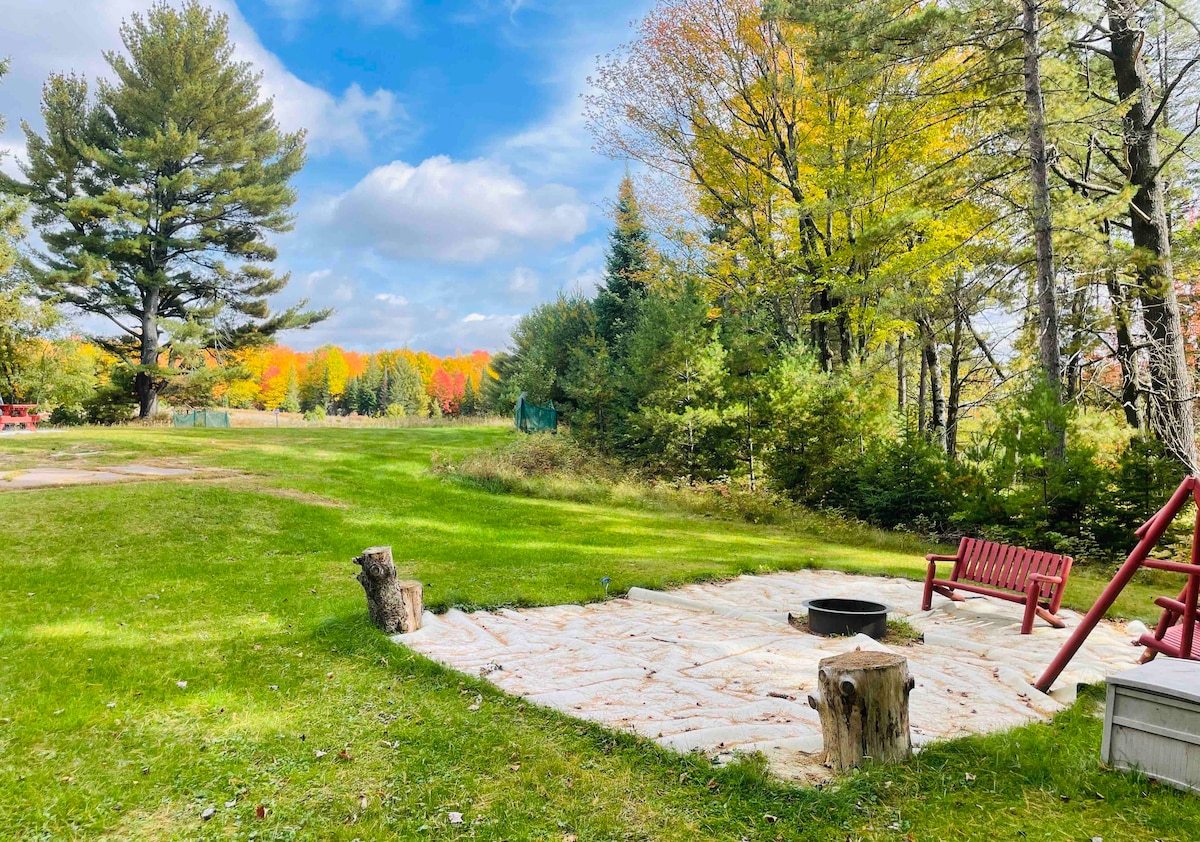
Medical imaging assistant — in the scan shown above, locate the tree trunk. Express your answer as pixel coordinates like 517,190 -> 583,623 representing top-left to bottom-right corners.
137,289 -> 160,419
947,298 -> 964,458
806,650 -> 914,771
1064,279 -> 1087,403
1107,0 -> 1198,473
918,345 -> 928,438
1022,0 -> 1063,399
812,290 -> 833,372
1105,222 -> 1143,429
353,546 -> 423,634
897,331 -> 907,416
918,316 -> 946,451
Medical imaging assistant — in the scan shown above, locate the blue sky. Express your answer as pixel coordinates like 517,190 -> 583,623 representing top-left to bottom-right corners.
0,0 -> 654,354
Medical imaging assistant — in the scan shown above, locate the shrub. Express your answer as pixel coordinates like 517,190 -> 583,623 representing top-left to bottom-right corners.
303,405 -> 327,423
765,351 -> 891,507
83,384 -> 136,425
848,433 -> 959,533
48,405 -> 87,427
385,402 -> 406,418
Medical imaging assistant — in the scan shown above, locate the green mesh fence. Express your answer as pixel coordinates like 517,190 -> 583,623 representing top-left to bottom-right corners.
174,409 -> 231,428
514,393 -> 557,433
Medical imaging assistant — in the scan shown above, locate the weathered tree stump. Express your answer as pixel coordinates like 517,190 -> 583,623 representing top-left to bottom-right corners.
352,546 -> 422,634
807,650 -> 913,771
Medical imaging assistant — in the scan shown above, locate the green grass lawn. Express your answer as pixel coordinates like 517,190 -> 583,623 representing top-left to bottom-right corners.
1,426 -> 1196,841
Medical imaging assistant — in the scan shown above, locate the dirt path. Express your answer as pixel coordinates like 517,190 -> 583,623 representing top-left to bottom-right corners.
0,464 -> 208,490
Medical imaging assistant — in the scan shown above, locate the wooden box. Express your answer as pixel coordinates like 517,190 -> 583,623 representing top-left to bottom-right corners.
1102,659 -> 1200,795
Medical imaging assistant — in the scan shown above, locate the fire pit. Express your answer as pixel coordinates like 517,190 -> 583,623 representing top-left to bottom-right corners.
800,598 -> 890,639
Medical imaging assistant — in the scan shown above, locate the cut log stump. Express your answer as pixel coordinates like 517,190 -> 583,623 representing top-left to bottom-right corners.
807,650 -> 914,771
353,546 -> 422,634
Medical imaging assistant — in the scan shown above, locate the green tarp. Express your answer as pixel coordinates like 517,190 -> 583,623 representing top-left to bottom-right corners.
174,409 -> 231,428
514,393 -> 557,433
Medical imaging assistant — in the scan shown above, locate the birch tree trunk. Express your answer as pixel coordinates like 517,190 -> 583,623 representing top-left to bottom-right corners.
1022,0 -> 1063,403
1107,0 -> 1198,473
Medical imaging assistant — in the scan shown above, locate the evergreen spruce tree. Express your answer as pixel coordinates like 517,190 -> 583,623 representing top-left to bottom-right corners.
375,366 -> 391,414
342,378 -> 360,416
593,174 -> 652,350
461,376 -> 478,417
5,2 -> 328,417
281,364 -> 300,413
358,357 -> 381,416
392,356 -> 426,415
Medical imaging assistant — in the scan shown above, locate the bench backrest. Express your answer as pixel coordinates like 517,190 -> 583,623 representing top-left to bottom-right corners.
953,537 -> 1073,610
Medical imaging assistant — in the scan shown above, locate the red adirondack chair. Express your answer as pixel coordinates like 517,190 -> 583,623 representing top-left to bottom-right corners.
923,537 -> 1074,635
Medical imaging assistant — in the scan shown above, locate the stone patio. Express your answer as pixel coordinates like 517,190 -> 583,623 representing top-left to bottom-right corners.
398,569 -> 1146,780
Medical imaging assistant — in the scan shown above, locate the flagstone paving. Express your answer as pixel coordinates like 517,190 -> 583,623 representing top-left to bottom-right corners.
399,569 -> 1145,780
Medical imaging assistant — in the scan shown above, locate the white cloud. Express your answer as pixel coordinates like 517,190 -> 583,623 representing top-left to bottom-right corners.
375,292 -> 410,306
315,155 -> 589,263
436,312 -> 523,351
0,0 -> 402,159
567,268 -> 603,294
507,266 -> 539,297
499,97 -> 591,180
0,141 -> 27,178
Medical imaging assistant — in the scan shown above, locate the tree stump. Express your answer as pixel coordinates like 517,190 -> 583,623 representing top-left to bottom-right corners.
807,650 -> 914,771
352,546 -> 422,634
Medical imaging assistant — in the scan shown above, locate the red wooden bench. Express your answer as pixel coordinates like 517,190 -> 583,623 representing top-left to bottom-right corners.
922,537 -> 1074,635
0,404 -> 41,431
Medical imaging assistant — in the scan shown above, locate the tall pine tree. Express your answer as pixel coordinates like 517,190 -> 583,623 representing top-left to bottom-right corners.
6,2 -> 328,417
593,174 -> 652,350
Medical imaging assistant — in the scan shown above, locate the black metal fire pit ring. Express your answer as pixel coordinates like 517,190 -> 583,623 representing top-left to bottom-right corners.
801,597 -> 891,640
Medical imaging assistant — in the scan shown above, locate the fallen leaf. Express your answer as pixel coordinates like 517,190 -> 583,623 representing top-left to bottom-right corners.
337,748 -> 352,761
224,799 -> 237,808
964,773 -> 976,782
255,804 -> 267,819
201,807 -> 216,821
176,680 -> 188,690
448,811 -> 464,824
314,749 -> 328,759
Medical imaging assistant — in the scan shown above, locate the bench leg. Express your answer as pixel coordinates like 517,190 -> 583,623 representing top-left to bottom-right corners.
1021,580 -> 1040,634
1034,606 -> 1066,629
931,585 -> 965,602
922,561 -> 937,611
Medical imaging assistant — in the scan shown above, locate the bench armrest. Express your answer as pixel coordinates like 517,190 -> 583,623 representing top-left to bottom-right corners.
1026,573 -> 1062,585
925,554 -> 959,563
1154,596 -> 1187,614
